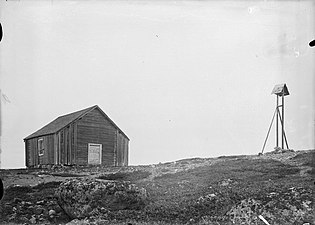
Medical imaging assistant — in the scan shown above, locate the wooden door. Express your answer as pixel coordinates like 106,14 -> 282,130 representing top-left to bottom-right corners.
88,143 -> 102,165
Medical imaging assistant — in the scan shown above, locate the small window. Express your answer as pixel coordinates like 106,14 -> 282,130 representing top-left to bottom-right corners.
38,138 -> 44,156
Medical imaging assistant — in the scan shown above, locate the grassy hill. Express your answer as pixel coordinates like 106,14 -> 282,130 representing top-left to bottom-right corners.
0,150 -> 314,225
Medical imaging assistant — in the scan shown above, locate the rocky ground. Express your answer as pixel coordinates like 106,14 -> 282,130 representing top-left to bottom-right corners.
0,149 -> 314,225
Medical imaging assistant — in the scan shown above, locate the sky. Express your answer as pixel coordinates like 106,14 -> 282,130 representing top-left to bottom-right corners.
0,0 -> 314,169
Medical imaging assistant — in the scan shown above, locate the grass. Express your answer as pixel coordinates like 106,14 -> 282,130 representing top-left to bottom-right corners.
97,170 -> 151,181
217,155 -> 247,159
32,181 -> 63,197
291,151 -> 315,167
133,156 -> 311,224
0,150 -> 314,224
2,186 -> 34,202
36,171 -> 86,177
50,173 -> 85,177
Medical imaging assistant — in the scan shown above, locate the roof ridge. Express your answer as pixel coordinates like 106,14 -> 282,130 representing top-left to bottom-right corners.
57,105 -> 97,119
24,105 -> 98,140
53,105 -> 98,131
24,105 -> 129,140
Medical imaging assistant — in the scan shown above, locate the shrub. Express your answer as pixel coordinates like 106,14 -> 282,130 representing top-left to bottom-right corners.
55,179 -> 147,219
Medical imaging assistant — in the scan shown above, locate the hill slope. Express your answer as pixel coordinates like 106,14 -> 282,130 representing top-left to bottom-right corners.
0,150 -> 314,225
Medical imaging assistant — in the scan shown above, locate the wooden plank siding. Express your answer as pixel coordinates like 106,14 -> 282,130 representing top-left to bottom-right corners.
25,139 -> 34,167
54,133 -> 58,164
114,130 -> 118,166
26,138 -> 37,167
25,135 -> 54,167
124,139 -> 129,166
73,122 -> 77,165
71,124 -> 75,164
76,108 -> 116,166
56,125 -> 73,165
65,127 -> 69,164
45,134 -> 55,164
32,138 -> 38,166
57,132 -> 61,164
60,131 -> 64,164
117,133 -> 123,166
117,132 -> 129,166
25,141 -> 29,167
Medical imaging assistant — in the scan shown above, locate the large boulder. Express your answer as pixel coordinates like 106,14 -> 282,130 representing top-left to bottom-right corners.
55,178 -> 147,219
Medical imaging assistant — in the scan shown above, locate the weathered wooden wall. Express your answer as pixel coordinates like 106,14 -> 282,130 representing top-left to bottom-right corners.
45,134 -> 55,164
76,108 -> 116,166
54,123 -> 76,165
25,134 -> 54,167
117,131 -> 129,166
25,138 -> 36,167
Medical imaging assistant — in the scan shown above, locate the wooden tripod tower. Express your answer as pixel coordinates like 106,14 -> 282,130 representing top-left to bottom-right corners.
261,84 -> 290,154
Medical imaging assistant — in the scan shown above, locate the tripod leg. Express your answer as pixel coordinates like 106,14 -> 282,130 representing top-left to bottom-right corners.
261,108 -> 277,154
276,96 -> 279,147
276,108 -> 290,149
282,94 -> 285,149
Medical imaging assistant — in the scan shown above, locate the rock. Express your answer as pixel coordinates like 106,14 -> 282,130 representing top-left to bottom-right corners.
42,208 -> 49,216
29,215 -> 36,224
36,200 -> 45,205
49,209 -> 56,216
19,216 -> 29,223
4,204 -> 12,211
94,219 -> 110,225
46,200 -> 56,207
66,218 -> 90,225
13,197 -> 22,203
8,213 -> 17,221
208,193 -> 216,198
55,178 -> 147,219
34,206 -> 44,215
219,179 -> 233,186
54,205 -> 63,213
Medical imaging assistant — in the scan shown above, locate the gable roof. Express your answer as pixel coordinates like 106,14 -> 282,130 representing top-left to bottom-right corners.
271,83 -> 290,96
24,105 -> 129,140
